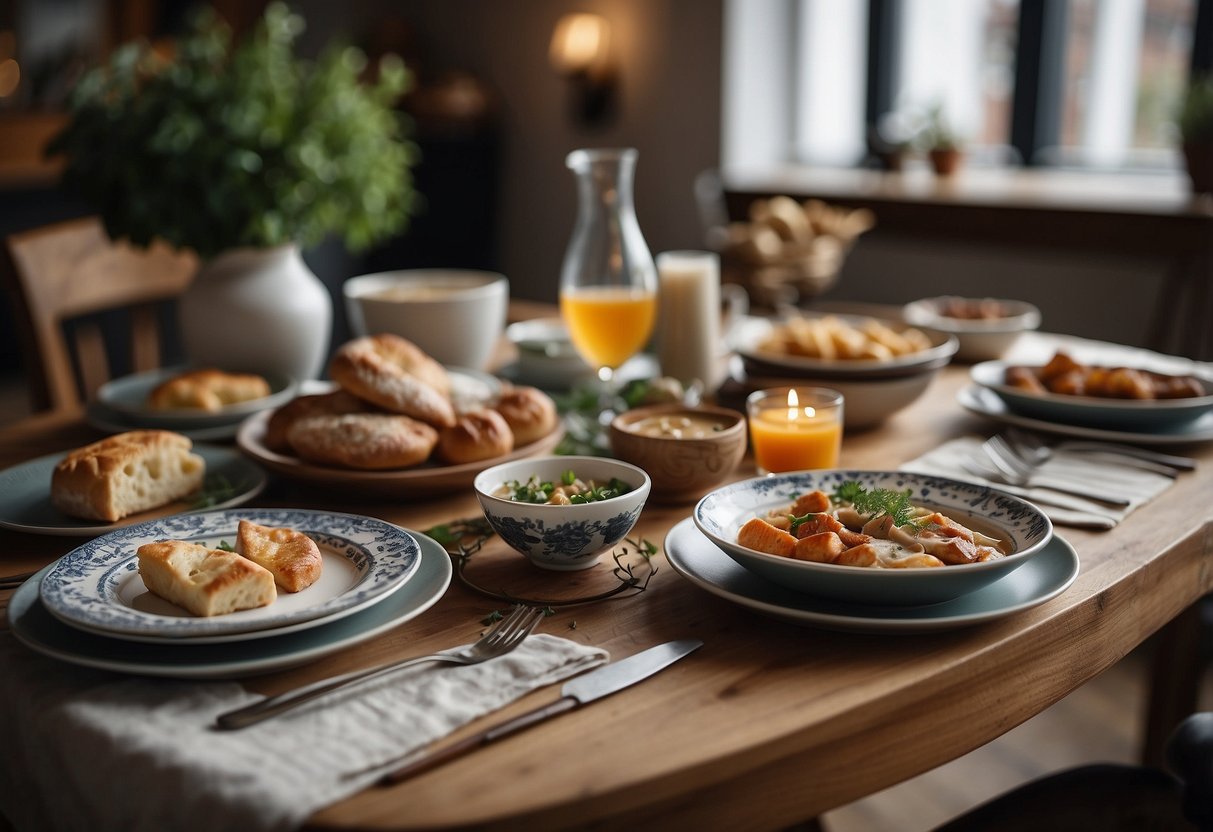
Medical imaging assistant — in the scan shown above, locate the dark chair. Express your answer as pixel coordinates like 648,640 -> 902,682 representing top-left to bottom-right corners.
934,712 -> 1212,831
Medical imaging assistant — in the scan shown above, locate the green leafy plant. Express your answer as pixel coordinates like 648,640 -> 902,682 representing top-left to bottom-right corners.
47,2 -> 418,259
1179,74 -> 1213,145
915,102 -> 962,152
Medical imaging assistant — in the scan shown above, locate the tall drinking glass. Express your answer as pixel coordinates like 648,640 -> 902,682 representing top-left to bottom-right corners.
559,148 -> 657,391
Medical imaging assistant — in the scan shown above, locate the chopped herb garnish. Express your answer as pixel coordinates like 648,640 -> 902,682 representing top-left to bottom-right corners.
501,473 -> 633,504
831,480 -> 916,527
215,540 -> 236,552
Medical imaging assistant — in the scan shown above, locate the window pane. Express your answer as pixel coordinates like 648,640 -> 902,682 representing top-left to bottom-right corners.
896,0 -> 1019,150
793,0 -> 868,166
1057,0 -> 1195,167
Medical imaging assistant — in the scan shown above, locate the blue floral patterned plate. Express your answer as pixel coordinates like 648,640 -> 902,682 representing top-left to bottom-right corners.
694,470 -> 1053,606
38,508 -> 421,640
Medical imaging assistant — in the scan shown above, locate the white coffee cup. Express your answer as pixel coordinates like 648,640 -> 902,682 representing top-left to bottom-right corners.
343,269 -> 509,370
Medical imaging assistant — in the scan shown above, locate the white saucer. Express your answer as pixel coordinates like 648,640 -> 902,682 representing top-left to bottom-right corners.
958,385 -> 1213,446
663,517 -> 1079,634
8,530 -> 452,679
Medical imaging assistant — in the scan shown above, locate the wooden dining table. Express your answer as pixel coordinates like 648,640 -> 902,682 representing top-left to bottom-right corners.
1,329 -> 1210,830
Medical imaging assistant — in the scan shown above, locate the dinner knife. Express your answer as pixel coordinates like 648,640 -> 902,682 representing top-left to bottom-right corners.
376,638 -> 703,786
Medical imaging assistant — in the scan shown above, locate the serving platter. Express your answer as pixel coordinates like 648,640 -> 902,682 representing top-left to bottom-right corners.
97,366 -> 299,426
970,360 -> 1213,430
237,409 -> 565,497
731,315 -> 958,380
665,518 -> 1079,634
9,529 -> 452,679
0,445 -> 267,536
39,509 -> 421,639
958,385 -> 1213,446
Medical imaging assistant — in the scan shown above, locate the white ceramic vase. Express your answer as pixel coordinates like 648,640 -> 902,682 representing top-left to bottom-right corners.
178,244 -> 332,381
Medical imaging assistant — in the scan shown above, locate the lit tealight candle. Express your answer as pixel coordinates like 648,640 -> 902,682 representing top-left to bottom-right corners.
746,387 -> 844,474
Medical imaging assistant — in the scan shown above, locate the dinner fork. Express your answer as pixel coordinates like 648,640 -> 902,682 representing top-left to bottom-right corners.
1002,427 -> 1192,476
215,604 -> 546,730
981,434 -> 1132,507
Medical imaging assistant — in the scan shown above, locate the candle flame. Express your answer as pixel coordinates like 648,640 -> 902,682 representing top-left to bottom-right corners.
786,389 -> 798,420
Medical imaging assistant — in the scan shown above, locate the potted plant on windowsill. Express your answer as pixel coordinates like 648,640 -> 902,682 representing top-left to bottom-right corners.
47,3 -> 418,380
918,103 -> 964,177
1179,74 -> 1213,195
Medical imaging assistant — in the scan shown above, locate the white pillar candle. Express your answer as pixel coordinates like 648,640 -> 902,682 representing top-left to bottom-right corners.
656,251 -> 722,390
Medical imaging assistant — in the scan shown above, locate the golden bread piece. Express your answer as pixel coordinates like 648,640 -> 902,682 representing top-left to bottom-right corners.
263,390 -> 375,453
436,408 -> 513,464
287,413 -> 438,469
148,368 -> 272,412
329,334 -> 455,428
51,431 -> 205,523
236,519 -> 323,593
137,540 -> 276,617
493,386 -> 558,447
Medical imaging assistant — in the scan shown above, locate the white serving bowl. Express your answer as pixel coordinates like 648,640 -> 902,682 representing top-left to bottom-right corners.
505,317 -> 594,390
904,296 -> 1041,363
474,455 -> 651,571
693,470 -> 1053,606
343,269 -> 509,370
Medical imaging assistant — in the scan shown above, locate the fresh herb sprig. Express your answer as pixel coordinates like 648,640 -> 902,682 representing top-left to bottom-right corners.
831,480 -> 917,527
503,472 -> 632,504
190,474 -> 246,509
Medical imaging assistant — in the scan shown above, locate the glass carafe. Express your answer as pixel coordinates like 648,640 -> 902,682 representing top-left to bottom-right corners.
559,148 -> 657,383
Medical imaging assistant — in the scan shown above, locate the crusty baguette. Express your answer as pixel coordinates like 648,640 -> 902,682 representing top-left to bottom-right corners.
236,519 -> 323,593
148,368 -> 272,412
51,431 -> 206,522
137,540 -> 276,617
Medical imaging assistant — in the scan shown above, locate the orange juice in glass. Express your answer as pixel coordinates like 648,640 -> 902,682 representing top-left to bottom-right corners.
746,388 -> 844,474
560,286 -> 657,372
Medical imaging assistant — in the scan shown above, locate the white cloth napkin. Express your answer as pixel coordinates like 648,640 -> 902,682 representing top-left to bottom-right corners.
901,436 -> 1176,529
0,632 -> 607,832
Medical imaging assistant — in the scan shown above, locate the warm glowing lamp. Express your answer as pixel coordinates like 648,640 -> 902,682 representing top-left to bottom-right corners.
549,14 -> 616,126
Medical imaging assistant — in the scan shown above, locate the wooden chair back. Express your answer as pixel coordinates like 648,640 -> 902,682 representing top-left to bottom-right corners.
1,217 -> 197,413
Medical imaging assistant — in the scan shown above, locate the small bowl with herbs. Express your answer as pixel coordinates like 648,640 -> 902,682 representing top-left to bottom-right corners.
473,456 -> 651,571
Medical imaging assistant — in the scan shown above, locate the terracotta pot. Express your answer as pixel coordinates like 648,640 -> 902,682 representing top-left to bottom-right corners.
1183,142 -> 1213,195
929,147 -> 963,177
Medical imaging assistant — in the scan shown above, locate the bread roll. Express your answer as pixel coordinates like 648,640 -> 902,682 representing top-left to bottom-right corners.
148,369 -> 271,412
51,431 -> 205,522
137,540 -> 276,617
287,413 -> 438,469
263,390 -> 374,453
493,386 -> 558,446
236,519 -> 323,593
329,334 -> 455,428
436,409 -> 513,464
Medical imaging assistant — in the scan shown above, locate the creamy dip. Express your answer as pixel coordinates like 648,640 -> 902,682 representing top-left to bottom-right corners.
627,413 -> 730,439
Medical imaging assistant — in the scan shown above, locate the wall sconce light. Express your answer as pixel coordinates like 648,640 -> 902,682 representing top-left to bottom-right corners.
549,13 -> 616,127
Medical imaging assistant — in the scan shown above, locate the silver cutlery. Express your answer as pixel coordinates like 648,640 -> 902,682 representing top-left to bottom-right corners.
215,604 -> 546,730
373,638 -> 704,785
1003,427 -> 1196,474
981,435 -> 1132,507
957,458 -> 1121,527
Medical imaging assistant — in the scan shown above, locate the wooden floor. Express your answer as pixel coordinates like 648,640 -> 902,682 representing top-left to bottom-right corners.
0,375 -> 1208,830
823,640 -> 1212,831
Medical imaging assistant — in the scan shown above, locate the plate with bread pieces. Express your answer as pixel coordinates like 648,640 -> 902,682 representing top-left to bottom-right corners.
98,366 -> 298,426
37,508 -> 422,641
236,333 -> 565,495
0,432 -> 267,536
9,528 -> 452,677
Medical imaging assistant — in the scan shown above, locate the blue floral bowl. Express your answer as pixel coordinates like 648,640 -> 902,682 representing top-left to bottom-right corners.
474,455 -> 651,571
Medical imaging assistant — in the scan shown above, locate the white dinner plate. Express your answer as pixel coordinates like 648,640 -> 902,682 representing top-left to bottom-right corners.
664,518 -> 1079,634
0,445 -> 267,536
8,529 -> 452,679
85,401 -> 248,442
39,509 -> 421,639
970,360 -> 1213,430
958,385 -> 1213,446
97,366 -> 299,426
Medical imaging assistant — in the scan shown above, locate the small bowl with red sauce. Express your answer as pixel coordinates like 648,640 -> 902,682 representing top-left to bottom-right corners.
904,296 -> 1041,363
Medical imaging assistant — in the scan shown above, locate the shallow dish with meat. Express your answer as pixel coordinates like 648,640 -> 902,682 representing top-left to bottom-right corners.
694,471 -> 1052,606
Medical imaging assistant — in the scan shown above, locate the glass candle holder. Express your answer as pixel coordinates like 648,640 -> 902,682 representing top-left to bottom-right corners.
746,387 -> 844,474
